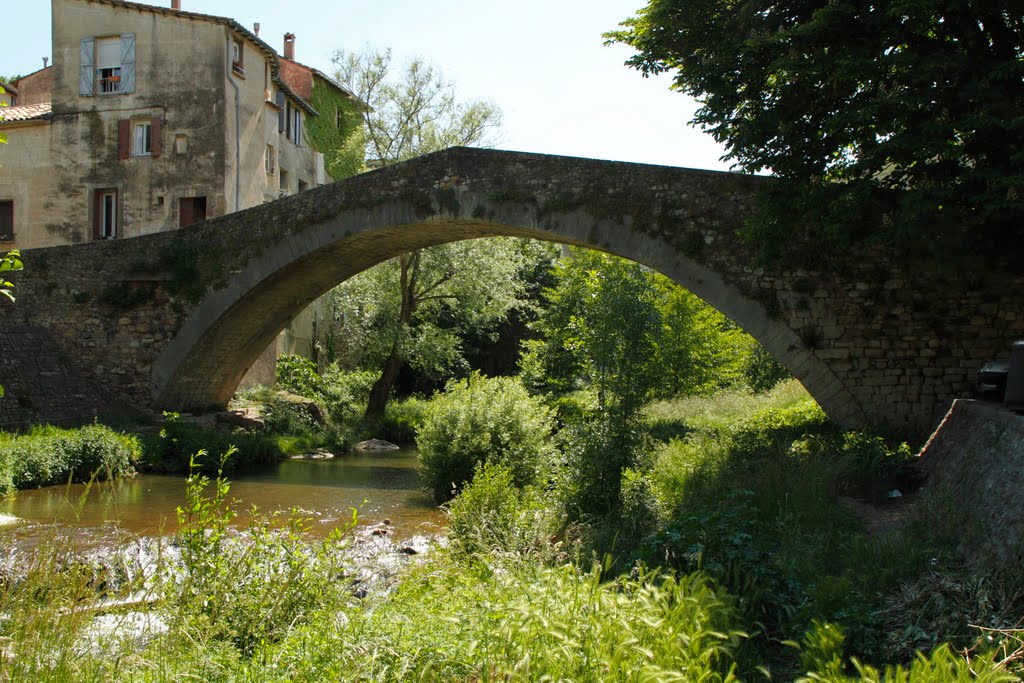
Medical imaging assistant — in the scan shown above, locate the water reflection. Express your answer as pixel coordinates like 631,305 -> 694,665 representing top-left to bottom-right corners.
0,447 -> 444,542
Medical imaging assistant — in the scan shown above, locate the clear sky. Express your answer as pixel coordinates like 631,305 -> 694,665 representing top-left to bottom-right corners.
4,0 -> 732,172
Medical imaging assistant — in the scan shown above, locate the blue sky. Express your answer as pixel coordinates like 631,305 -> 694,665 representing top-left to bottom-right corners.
5,0 -> 731,171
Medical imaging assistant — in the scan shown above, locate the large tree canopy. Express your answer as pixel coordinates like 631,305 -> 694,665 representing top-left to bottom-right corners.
609,1 -> 1024,255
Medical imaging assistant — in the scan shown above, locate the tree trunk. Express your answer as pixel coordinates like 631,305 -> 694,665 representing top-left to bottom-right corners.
364,252 -> 418,419
364,344 -> 403,418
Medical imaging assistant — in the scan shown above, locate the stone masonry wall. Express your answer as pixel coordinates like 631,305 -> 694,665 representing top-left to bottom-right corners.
0,148 -> 1021,434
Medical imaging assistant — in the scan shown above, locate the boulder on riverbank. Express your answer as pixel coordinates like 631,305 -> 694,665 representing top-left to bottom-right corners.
353,439 -> 400,453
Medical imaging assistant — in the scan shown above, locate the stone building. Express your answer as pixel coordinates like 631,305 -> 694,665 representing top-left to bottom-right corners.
0,0 -> 365,249
0,0 -> 365,379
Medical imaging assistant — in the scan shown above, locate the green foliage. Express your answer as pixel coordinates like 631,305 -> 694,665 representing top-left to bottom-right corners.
172,451 -> 350,655
446,461 -> 558,558
275,354 -> 327,397
0,424 -> 139,492
743,342 -> 792,393
0,248 -> 21,304
608,0 -> 1024,256
305,78 -> 365,180
324,238 -> 550,415
379,395 -> 429,443
299,559 -> 743,682
330,47 -> 502,165
416,373 -> 555,502
140,412 -> 282,474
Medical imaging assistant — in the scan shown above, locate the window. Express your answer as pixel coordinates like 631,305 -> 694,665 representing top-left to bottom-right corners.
179,197 -> 207,228
81,35 -> 135,96
298,180 -> 308,193
283,101 -> 302,145
336,107 -> 344,131
118,117 -> 161,159
292,108 -> 302,145
0,201 -> 13,242
231,37 -> 244,75
93,189 -> 118,240
132,121 -> 151,156
265,144 -> 276,174
279,169 -> 289,195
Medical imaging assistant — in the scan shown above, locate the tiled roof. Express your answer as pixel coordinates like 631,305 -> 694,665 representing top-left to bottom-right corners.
0,102 -> 52,124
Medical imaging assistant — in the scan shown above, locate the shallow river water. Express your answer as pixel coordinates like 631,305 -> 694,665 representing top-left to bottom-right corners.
0,446 -> 444,545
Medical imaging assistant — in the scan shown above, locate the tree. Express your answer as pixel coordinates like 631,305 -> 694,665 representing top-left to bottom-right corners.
330,47 -> 502,165
326,238 -> 550,417
323,47 -> 520,418
608,1 -> 1024,255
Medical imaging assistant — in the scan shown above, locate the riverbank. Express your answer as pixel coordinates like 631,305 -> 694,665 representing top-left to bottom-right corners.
0,382 -> 1020,680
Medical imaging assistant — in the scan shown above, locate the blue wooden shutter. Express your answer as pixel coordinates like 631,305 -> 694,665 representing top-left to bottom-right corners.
120,34 -> 136,93
80,38 -> 95,96
294,111 -> 302,145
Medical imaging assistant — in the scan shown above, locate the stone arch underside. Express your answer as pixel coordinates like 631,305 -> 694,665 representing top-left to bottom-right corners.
153,179 -> 865,427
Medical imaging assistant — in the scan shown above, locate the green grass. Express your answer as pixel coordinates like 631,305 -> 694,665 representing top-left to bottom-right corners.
0,424 -> 139,493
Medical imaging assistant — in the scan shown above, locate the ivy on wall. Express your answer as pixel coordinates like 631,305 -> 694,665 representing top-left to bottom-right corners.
306,79 -> 365,181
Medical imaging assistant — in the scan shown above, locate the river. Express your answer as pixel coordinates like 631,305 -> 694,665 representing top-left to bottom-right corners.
0,446 -> 444,546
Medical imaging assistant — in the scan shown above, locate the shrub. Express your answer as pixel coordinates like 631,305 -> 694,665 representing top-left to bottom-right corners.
742,343 -> 791,393
0,424 -> 139,492
416,373 -> 555,502
140,413 -> 282,474
275,354 -> 326,397
172,451 -> 350,654
380,396 -> 429,443
446,462 -> 557,558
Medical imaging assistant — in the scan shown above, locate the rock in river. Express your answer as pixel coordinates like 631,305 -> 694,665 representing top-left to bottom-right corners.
354,439 -> 400,453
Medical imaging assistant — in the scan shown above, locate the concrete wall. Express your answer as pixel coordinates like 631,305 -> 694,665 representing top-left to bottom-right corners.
0,122 -> 52,249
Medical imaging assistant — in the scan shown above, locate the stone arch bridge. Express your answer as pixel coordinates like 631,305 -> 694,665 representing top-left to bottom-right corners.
2,148 -> 1021,433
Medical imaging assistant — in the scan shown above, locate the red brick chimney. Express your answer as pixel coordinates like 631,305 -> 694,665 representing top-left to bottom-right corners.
283,33 -> 295,60
171,0 -> 180,9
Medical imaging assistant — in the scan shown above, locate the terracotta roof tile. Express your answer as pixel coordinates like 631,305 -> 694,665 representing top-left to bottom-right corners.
0,102 -> 52,124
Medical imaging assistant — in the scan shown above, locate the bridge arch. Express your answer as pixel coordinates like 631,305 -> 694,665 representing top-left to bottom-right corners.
8,149 -> 1010,432
152,151 -> 865,426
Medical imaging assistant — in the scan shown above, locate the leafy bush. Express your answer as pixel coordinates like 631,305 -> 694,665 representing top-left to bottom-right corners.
743,342 -> 791,392
729,398 -> 829,459
0,424 -> 139,492
446,461 -> 558,558
417,373 -> 555,502
379,396 -> 429,443
275,354 -> 326,397
261,397 -> 324,436
140,413 -> 282,474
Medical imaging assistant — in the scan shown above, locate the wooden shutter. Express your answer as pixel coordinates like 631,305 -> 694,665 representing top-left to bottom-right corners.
179,199 -> 192,229
80,38 -> 95,96
120,34 -> 136,93
92,190 -> 101,240
276,91 -> 286,132
118,120 -> 130,160
295,111 -> 302,145
151,117 -> 162,158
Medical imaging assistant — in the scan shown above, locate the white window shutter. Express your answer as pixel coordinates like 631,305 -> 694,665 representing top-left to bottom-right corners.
120,34 -> 136,93
80,38 -> 95,96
